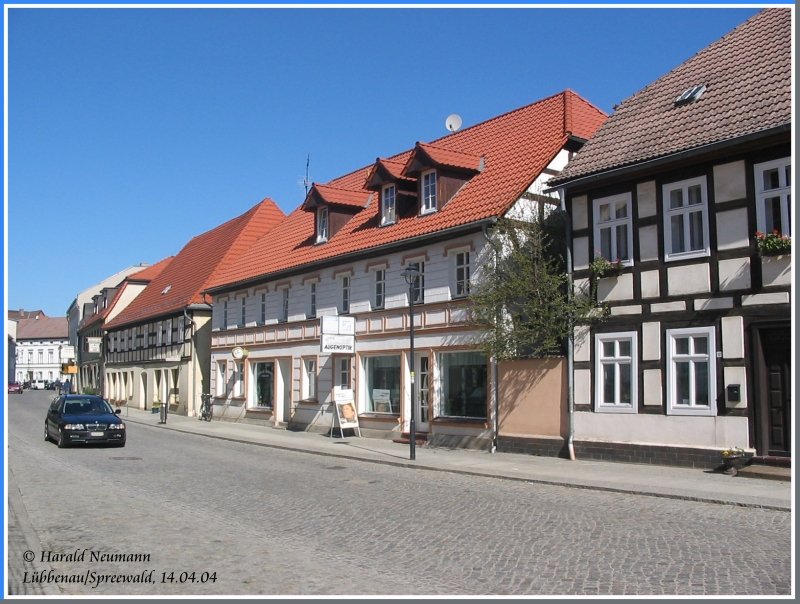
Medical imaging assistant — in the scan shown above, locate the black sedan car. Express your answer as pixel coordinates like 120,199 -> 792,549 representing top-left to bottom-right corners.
45,395 -> 126,448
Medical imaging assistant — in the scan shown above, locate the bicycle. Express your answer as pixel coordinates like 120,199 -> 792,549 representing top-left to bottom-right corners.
199,393 -> 213,422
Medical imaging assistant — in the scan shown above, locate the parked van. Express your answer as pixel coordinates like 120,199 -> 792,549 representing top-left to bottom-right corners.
32,380 -> 47,390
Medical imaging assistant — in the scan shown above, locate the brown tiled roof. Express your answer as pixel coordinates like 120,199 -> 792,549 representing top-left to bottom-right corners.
8,309 -> 46,320
16,316 -> 68,340
79,256 -> 174,332
105,198 -> 285,328
551,9 -> 791,186
207,90 -> 607,291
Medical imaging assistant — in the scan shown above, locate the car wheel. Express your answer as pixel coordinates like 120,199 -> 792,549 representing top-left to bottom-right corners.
44,423 -> 51,442
56,429 -> 68,449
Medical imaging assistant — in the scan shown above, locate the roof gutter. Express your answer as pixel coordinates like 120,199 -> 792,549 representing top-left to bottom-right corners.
545,124 -> 791,193
204,218 -> 499,297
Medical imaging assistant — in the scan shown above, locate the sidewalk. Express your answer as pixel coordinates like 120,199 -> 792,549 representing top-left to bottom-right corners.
122,406 -> 791,511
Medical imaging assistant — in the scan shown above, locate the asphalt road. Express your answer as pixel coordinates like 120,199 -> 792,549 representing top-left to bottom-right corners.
7,390 -> 792,596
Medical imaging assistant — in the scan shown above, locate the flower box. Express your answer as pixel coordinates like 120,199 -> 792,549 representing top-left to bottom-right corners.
761,254 -> 791,287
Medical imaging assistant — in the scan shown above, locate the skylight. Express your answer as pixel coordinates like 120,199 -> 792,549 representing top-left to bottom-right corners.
161,285 -> 172,295
674,84 -> 706,106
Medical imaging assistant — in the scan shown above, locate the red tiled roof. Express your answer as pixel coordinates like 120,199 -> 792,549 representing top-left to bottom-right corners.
404,142 -> 483,174
302,183 -> 372,211
79,256 -> 174,332
551,9 -> 791,185
105,198 -> 285,328
207,90 -> 607,291
364,158 -> 415,189
16,316 -> 68,340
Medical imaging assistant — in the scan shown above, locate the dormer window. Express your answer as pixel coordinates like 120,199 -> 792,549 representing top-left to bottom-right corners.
316,207 -> 329,243
422,171 -> 437,214
381,184 -> 396,226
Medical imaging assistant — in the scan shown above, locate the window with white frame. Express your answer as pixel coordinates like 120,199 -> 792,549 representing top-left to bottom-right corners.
338,357 -> 352,390
755,157 -> 791,236
316,207 -> 329,243
453,251 -> 471,298
216,360 -> 228,396
373,269 -> 385,310
260,292 -> 267,325
594,332 -> 637,413
666,326 -> 716,416
381,184 -> 396,226
340,276 -> 350,314
308,282 -> 317,318
239,298 -> 246,327
594,193 -> 632,263
222,300 -> 229,330
663,176 -> 709,260
409,261 -> 425,304
303,358 -> 317,400
421,170 -> 437,214
279,288 -> 289,323
253,361 -> 274,408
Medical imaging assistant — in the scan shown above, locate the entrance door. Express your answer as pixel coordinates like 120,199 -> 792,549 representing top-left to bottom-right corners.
756,327 -> 791,457
415,354 -> 430,432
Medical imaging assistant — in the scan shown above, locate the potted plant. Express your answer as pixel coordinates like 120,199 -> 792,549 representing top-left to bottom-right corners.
589,255 -> 623,278
754,230 -> 791,256
719,446 -> 751,475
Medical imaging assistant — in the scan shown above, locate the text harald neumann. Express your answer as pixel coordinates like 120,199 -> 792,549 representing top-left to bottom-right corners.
40,549 -> 151,563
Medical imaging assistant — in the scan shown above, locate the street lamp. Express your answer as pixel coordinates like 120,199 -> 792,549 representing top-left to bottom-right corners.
401,264 -> 421,461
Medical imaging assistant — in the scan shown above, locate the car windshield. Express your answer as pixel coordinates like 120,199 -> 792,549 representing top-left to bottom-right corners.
63,399 -> 113,415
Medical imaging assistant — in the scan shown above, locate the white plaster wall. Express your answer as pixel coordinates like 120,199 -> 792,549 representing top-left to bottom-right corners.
597,273 -> 634,301
666,263 -> 710,296
640,270 -> 660,299
715,208 -> 750,250
642,369 -> 662,406
713,160 -> 747,203
636,181 -> 657,218
572,195 -> 588,231
642,322 -> 660,361
761,255 -> 791,287
723,366 -> 748,409
573,236 -> 589,270
574,369 -> 591,406
573,325 -> 591,362
638,225 -> 659,261
574,412 -> 749,448
718,257 -> 751,291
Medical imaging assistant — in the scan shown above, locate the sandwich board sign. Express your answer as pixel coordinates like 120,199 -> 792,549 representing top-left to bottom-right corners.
331,388 -> 360,438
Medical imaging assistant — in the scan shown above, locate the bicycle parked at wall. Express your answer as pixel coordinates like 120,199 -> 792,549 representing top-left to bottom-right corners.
199,393 -> 213,422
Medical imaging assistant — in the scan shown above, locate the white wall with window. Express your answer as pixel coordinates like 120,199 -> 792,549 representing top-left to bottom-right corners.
217,360 -> 228,396
373,268 -> 385,310
666,326 -> 716,416
663,176 -> 709,261
451,249 -> 471,298
594,332 -> 637,413
251,361 -> 275,408
593,193 -> 632,263
302,357 -> 317,401
754,157 -> 791,236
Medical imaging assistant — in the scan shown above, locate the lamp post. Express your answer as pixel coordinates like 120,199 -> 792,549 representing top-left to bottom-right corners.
401,265 -> 421,461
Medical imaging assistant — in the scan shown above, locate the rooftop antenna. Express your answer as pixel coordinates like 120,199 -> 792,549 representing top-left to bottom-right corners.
445,113 -> 463,133
303,153 -> 311,195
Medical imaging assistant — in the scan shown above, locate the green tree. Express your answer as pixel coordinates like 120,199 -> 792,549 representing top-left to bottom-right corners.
469,210 -> 603,360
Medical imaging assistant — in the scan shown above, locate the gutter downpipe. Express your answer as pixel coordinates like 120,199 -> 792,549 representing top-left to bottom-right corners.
483,222 -> 500,454
558,187 -> 576,462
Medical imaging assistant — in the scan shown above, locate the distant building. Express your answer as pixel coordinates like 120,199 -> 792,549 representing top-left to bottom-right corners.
102,199 -> 285,413
14,314 -> 69,385
77,259 -> 173,394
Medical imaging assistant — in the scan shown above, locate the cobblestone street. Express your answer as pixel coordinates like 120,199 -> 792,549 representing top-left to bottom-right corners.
7,391 -> 792,596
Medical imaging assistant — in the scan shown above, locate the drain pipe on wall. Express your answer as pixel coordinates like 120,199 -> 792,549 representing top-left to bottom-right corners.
558,188 -> 577,462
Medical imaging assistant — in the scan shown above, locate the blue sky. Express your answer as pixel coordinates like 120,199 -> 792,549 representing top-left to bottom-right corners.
5,5 -> 768,317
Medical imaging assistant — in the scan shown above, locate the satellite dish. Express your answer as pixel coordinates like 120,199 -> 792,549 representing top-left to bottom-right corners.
445,113 -> 462,133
